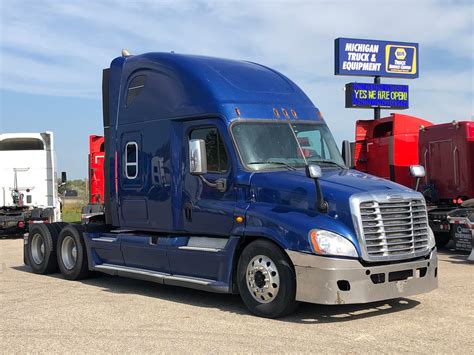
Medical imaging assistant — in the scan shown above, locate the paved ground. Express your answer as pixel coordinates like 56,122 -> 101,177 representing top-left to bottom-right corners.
1,238 -> 473,353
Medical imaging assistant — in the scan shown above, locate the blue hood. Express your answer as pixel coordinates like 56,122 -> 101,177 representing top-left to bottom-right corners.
245,168 -> 412,254
250,168 -> 411,210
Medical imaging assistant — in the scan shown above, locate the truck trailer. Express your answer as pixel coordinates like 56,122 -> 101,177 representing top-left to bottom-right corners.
24,52 -> 438,318
0,132 -> 61,235
351,114 -> 473,248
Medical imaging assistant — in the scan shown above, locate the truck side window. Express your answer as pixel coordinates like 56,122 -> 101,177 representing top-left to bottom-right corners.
373,122 -> 393,138
190,128 -> 228,173
126,75 -> 147,107
125,142 -> 138,179
0,138 -> 44,150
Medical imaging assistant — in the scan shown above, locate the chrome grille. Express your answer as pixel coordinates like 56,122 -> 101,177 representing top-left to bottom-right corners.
355,196 -> 430,261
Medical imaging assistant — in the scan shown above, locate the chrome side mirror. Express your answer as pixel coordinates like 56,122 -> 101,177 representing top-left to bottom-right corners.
306,164 -> 322,179
409,165 -> 425,178
306,164 -> 327,213
189,139 -> 207,175
410,165 -> 425,191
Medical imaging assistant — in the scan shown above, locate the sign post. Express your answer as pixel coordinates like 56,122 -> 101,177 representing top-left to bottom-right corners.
374,76 -> 380,119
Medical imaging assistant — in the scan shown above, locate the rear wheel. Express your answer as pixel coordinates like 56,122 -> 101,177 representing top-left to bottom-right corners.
27,224 -> 59,274
57,225 -> 90,280
237,239 -> 298,318
51,222 -> 68,235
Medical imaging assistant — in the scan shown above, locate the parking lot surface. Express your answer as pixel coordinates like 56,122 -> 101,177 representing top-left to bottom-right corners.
1,238 -> 473,353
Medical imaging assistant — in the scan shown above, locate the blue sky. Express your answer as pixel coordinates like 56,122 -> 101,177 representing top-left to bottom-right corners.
1,0 -> 472,179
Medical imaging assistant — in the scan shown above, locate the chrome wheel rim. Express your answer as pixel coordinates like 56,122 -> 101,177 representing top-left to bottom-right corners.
246,255 -> 280,303
31,233 -> 45,265
61,236 -> 77,270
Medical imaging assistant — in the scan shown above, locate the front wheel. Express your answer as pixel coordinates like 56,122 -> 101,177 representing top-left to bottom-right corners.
237,239 -> 298,318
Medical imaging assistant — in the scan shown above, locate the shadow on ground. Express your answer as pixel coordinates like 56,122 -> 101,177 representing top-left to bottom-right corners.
13,264 -> 420,323
437,249 -> 472,264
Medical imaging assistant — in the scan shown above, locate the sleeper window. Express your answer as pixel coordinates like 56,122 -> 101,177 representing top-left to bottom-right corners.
126,75 -> 146,107
125,142 -> 138,179
190,128 -> 228,173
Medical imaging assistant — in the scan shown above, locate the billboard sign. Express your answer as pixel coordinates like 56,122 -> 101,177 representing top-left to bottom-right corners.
335,38 -> 419,78
345,83 -> 409,109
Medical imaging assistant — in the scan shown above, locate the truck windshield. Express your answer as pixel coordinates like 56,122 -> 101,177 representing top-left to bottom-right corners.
232,121 -> 345,171
0,138 -> 44,151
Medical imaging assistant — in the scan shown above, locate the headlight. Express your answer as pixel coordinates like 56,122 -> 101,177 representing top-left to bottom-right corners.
427,226 -> 436,249
309,229 -> 358,258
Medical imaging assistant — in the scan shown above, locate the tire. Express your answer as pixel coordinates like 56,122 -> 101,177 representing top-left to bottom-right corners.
27,224 -> 59,274
435,232 -> 451,249
57,225 -> 90,280
51,222 -> 68,235
237,239 -> 298,318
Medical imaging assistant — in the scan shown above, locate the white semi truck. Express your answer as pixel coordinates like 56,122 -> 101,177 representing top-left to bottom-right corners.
0,132 -> 62,235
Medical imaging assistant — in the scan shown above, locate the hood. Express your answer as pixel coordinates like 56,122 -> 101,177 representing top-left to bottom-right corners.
250,168 -> 410,204
248,168 -> 412,241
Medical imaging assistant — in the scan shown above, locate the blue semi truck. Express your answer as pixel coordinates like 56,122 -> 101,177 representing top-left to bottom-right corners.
24,51 -> 438,318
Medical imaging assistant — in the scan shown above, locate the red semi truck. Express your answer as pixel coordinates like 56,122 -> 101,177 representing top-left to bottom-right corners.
81,135 -> 105,223
351,114 -> 474,248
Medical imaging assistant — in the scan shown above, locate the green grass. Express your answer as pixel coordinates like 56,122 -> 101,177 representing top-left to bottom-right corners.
61,202 -> 83,223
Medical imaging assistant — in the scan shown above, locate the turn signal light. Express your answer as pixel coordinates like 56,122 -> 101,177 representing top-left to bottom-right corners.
309,230 -> 322,253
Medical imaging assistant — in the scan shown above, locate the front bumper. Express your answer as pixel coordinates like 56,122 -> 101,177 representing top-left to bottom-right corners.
287,249 -> 438,305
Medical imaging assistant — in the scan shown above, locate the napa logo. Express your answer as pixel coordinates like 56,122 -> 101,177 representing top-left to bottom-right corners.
386,44 -> 417,75
394,48 -> 407,60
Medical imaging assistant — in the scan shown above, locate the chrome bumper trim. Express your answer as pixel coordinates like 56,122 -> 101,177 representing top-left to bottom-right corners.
287,249 -> 438,305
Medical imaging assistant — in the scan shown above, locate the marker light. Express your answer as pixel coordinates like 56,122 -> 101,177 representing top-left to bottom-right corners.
281,108 -> 289,119
273,108 -> 280,118
309,229 -> 358,258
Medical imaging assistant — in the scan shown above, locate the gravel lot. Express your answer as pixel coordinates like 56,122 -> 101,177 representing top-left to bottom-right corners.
1,238 -> 473,353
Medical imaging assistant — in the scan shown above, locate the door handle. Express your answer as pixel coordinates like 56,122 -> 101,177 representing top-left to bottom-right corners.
184,202 -> 192,222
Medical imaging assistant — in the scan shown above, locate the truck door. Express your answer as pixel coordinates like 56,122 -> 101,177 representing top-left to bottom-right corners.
118,131 -> 148,227
182,119 -> 237,235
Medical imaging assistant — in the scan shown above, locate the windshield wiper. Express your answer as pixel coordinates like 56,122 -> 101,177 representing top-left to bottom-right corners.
307,159 -> 346,169
248,161 -> 297,171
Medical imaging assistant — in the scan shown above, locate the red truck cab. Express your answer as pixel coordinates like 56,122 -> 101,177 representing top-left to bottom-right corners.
81,135 -> 105,223
354,113 -> 432,188
88,135 -> 105,204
